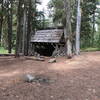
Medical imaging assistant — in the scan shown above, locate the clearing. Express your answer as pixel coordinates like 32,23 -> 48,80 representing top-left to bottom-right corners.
0,52 -> 100,100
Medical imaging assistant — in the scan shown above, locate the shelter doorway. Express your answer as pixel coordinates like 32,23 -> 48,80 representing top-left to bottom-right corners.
34,43 -> 55,56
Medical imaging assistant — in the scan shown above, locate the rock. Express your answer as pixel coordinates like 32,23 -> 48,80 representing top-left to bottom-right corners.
48,58 -> 56,63
93,89 -> 96,93
34,76 -> 50,83
50,96 -> 54,98
24,74 -> 35,83
24,74 -> 55,84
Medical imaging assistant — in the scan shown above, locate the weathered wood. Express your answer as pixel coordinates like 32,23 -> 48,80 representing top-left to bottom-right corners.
48,58 -> 56,63
31,29 -> 64,43
33,57 -> 45,61
52,45 -> 67,57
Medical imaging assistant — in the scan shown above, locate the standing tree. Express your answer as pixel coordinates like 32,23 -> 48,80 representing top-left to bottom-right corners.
22,0 -> 27,56
15,0 -> 24,57
0,0 -> 3,43
23,0 -> 33,56
7,0 -> 13,53
92,2 -> 96,47
63,0 -> 72,58
75,0 -> 81,55
16,0 -> 42,56
26,0 -> 33,55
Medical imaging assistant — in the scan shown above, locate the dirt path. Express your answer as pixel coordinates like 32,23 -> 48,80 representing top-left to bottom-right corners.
0,52 -> 100,100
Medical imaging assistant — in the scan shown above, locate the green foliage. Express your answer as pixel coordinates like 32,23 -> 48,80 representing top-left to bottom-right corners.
0,47 -> 15,54
48,0 -> 97,48
0,0 -> 46,54
0,47 -> 8,54
81,47 -> 100,52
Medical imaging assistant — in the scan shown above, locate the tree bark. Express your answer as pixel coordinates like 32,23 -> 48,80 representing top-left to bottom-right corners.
15,0 -> 23,57
22,4 -> 27,55
26,0 -> 32,55
75,0 -> 81,55
7,0 -> 13,53
63,0 -> 72,58
0,0 -> 3,43
92,11 -> 95,47
22,0 -> 33,56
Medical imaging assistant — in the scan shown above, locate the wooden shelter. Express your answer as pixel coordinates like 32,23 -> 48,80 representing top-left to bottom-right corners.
31,29 -> 66,56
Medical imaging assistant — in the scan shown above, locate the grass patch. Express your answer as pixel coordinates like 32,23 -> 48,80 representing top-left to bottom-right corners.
0,47 -> 15,54
0,47 -> 8,54
81,47 -> 100,52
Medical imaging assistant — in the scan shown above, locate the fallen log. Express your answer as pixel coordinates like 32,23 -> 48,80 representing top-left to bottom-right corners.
33,57 -> 45,61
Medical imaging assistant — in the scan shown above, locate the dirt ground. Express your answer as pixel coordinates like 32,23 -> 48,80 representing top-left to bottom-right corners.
0,52 -> 100,100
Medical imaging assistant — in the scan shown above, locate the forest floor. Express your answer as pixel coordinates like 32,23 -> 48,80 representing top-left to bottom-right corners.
0,52 -> 100,100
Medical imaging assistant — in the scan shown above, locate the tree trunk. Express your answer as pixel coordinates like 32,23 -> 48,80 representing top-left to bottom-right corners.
63,0 -> 72,58
15,0 -> 23,57
22,5 -> 27,55
0,15 -> 3,43
22,0 -> 33,56
7,0 -> 13,53
92,11 -> 95,47
0,0 -> 3,43
26,0 -> 32,55
75,0 -> 81,55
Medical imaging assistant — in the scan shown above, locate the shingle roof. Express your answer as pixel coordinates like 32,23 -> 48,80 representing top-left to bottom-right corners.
31,29 -> 64,43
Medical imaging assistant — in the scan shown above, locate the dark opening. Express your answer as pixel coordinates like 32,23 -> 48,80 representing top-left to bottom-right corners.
34,43 -> 55,56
